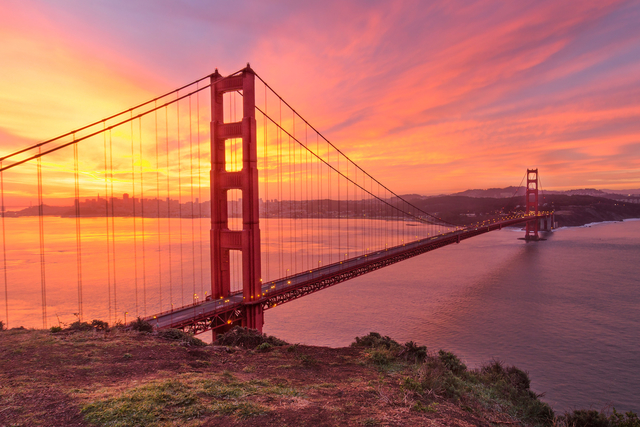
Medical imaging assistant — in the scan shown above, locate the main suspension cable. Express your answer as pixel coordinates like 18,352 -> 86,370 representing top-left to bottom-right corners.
252,72 -> 457,227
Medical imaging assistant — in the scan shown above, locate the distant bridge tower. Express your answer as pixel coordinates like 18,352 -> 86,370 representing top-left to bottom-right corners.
525,168 -> 539,241
210,65 -> 263,331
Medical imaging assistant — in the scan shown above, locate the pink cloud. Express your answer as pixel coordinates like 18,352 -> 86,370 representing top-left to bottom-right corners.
2,0 -> 640,194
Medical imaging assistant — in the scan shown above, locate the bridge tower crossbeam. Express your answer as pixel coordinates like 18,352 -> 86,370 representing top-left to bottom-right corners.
210,65 -> 263,332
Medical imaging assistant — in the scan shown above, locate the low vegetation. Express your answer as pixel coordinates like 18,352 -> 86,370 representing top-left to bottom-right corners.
556,409 -> 640,427
81,373 -> 274,426
214,325 -> 288,349
156,328 -> 207,346
353,332 -> 553,426
0,326 -> 636,426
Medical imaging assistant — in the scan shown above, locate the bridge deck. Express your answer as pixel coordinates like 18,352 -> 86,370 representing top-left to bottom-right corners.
147,215 -> 549,332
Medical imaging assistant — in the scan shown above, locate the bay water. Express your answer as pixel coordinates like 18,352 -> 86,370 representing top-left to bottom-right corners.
264,219 -> 640,413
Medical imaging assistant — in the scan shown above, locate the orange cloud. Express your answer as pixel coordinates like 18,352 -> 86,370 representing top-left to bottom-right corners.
2,0 -> 640,197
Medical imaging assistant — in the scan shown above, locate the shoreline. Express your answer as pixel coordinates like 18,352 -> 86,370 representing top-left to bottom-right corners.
551,216 -> 640,232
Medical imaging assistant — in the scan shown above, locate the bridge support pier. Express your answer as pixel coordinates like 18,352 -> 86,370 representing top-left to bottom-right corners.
243,304 -> 264,330
539,214 -> 554,232
211,65 -> 264,333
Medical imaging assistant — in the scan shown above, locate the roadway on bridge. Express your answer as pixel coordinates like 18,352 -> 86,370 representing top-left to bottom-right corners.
148,215 -> 543,330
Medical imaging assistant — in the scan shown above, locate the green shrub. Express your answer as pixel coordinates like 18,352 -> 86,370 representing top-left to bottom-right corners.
0,320 -> 4,331
401,376 -> 423,394
297,354 -> 318,367
399,341 -> 427,363
438,350 -> 467,375
352,332 -> 400,350
157,329 -> 207,347
130,317 -> 153,333
256,342 -> 272,352
610,409 -> 640,427
50,326 -> 63,333
560,410 -> 610,427
475,360 -> 554,425
480,359 -> 505,377
412,401 -> 437,413
66,321 -> 93,332
215,326 -> 287,349
61,319 -> 111,333
91,319 -> 109,331
157,328 -> 189,340
521,398 -> 554,425
505,365 -> 530,391
480,360 -> 531,392
418,359 -> 465,400
368,349 -> 393,366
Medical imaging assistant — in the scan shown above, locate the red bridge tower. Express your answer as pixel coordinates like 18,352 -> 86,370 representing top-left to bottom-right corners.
525,168 -> 540,241
210,66 -> 263,331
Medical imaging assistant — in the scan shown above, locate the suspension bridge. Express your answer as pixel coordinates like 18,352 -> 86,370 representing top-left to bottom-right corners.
0,65 -> 553,336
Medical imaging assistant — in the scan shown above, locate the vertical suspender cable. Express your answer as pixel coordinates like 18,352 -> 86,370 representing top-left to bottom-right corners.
359,168 -> 362,254
278,102 -> 283,278
1,165 -> 8,328
327,138 -> 331,264
288,135 -> 293,274
165,108 -> 173,310
37,151 -> 47,328
298,122 -> 302,270
305,124 -> 309,271
319,133 -> 323,266
73,141 -> 83,321
155,105 -> 163,312
109,130 -> 118,320
346,160 -> 349,259
363,175 -> 366,253
103,126 -> 112,324
177,98 -> 184,305
318,135 -> 322,265
196,88 -> 204,296
263,85 -> 270,282
337,150 -> 340,260
131,116 -> 139,318
138,118 -> 147,316
189,96 -> 196,301
291,113 -> 297,274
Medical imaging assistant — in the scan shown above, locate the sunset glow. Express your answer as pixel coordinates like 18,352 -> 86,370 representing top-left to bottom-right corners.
2,0 -> 639,194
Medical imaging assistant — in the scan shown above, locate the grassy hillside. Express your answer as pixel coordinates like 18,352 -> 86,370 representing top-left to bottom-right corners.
1,324 -> 637,426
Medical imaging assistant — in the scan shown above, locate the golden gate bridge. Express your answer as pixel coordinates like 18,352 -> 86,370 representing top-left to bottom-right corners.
0,65 -> 553,335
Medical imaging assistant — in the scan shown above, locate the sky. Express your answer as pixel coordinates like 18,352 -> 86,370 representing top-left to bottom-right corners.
1,0 -> 640,196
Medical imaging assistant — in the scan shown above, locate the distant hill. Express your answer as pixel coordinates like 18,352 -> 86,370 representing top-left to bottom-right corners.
450,187 -> 640,199
599,188 -> 640,195
453,186 -> 524,198
396,192 -> 640,227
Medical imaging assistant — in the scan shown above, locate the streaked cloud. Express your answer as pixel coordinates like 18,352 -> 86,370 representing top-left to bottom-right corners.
1,0 -> 639,194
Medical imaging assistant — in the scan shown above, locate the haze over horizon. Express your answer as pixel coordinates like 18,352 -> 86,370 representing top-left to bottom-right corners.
2,0 -> 640,195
